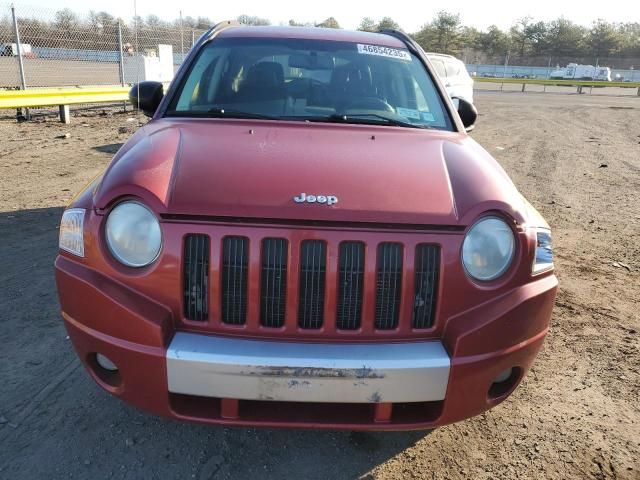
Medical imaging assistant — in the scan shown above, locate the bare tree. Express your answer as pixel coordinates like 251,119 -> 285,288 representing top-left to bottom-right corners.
377,17 -> 400,31
237,15 -> 270,26
54,8 -> 78,31
316,17 -> 341,29
358,17 -> 377,32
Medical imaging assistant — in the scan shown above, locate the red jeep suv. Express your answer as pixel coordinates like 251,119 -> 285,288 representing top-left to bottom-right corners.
55,22 -> 557,430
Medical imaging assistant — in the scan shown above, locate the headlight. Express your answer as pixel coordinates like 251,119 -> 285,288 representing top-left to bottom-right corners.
462,216 -> 515,281
532,229 -> 553,274
59,208 -> 85,257
105,201 -> 162,267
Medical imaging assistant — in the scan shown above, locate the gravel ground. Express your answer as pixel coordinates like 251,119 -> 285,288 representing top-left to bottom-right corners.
0,91 -> 638,479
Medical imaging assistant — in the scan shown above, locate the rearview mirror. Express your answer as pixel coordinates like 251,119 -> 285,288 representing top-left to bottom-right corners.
452,97 -> 477,132
129,81 -> 163,117
288,53 -> 334,70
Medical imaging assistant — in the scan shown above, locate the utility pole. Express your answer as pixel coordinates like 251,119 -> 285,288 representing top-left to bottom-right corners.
180,10 -> 184,56
118,20 -> 125,86
503,52 -> 510,78
11,4 -> 28,120
10,5 -> 26,90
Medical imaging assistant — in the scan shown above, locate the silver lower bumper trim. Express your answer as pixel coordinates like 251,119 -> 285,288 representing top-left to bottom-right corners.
166,333 -> 450,403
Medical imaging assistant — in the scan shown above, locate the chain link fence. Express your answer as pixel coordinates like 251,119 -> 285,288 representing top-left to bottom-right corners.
0,3 -> 208,89
465,57 -> 640,82
1,3 -> 639,89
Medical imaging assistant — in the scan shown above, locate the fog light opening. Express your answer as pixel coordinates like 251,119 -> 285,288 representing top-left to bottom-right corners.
488,367 -> 521,400
96,353 -> 118,372
494,367 -> 513,383
89,353 -> 122,389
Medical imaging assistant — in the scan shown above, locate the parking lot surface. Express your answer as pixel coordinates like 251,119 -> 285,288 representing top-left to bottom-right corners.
0,91 -> 638,479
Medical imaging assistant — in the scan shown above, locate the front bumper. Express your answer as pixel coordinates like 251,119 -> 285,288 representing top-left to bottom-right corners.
56,255 -> 557,430
167,333 -> 450,403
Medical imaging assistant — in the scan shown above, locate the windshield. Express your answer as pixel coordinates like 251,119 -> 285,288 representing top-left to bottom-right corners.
167,37 -> 453,130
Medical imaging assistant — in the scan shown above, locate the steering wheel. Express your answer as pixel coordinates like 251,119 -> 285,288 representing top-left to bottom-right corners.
343,97 -> 394,113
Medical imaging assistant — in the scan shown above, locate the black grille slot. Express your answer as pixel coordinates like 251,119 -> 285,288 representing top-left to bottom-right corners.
412,245 -> 440,329
260,238 -> 288,328
336,242 -> 365,330
183,234 -> 210,321
375,243 -> 403,330
221,236 -> 248,325
298,240 -> 326,329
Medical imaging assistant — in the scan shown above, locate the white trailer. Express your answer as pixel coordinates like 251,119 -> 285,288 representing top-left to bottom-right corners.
123,44 -> 174,84
1,43 -> 33,56
549,63 -> 611,81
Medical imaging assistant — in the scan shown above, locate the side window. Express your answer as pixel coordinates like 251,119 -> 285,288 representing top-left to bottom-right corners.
431,59 -> 446,78
445,60 -> 460,78
176,50 -> 223,110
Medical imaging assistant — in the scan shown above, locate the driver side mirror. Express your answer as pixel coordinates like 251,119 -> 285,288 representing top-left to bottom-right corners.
452,97 -> 477,132
129,81 -> 164,117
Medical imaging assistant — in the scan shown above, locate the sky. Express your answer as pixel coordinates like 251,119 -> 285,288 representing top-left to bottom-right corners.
14,0 -> 640,32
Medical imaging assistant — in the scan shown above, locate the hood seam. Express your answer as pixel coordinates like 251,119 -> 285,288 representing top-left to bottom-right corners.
166,128 -> 184,209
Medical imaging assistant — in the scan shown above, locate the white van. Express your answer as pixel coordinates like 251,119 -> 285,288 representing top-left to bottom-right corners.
427,53 -> 474,104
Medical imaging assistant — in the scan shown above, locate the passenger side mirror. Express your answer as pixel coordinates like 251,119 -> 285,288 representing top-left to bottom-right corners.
452,97 -> 477,132
129,81 -> 164,117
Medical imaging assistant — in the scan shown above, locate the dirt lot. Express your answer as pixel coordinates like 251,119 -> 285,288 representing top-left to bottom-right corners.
0,91 -> 638,479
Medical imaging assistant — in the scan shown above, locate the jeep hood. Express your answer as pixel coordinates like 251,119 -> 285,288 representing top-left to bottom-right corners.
95,119 -> 528,226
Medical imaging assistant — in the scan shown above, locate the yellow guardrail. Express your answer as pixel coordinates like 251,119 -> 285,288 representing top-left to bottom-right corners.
0,86 -> 130,109
473,77 -> 640,88
1,79 -> 638,111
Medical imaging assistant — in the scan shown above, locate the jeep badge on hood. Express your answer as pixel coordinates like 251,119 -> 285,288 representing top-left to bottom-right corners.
294,193 -> 339,206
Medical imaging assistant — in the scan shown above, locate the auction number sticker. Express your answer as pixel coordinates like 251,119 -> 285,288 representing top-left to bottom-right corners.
357,44 -> 411,61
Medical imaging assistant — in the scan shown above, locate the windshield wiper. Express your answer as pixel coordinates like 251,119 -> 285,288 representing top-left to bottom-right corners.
207,107 -> 281,120
165,108 -> 280,120
304,113 -> 431,129
165,109 -> 431,128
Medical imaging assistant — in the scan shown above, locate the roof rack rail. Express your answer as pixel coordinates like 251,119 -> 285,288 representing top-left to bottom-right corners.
379,29 -> 424,55
201,20 -> 241,43
425,52 -> 455,58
